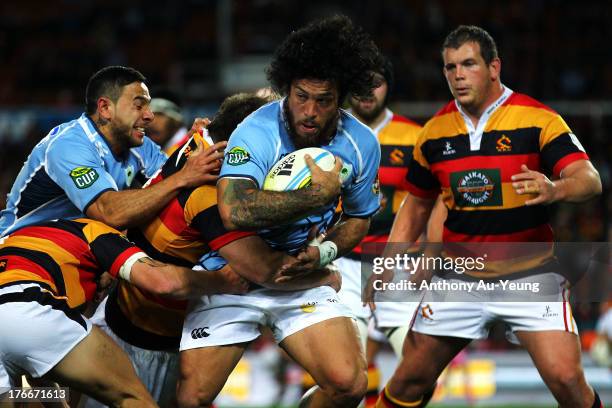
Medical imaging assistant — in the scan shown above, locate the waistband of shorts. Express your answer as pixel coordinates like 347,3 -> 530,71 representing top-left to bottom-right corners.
105,286 -> 179,351
0,281 -> 53,296
0,284 -> 88,330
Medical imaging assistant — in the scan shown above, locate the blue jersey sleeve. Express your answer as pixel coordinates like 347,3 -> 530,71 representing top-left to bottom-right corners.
45,137 -> 118,213
220,121 -> 277,188
342,138 -> 382,218
134,137 -> 168,178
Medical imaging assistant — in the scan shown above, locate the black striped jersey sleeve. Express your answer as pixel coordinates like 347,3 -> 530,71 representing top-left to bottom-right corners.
183,186 -> 256,251
538,115 -> 589,177
405,138 -> 441,199
79,220 -> 143,278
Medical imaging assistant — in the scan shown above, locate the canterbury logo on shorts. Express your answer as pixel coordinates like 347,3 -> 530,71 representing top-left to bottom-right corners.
191,327 -> 210,339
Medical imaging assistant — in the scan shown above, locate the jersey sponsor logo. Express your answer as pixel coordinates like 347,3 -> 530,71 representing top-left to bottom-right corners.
69,167 -> 99,189
226,146 -> 250,166
0,259 -> 6,272
125,165 -> 135,187
389,148 -> 405,165
300,302 -> 317,313
340,163 -> 352,184
442,141 -> 456,156
451,169 -> 502,207
496,134 -> 512,152
191,327 -> 210,339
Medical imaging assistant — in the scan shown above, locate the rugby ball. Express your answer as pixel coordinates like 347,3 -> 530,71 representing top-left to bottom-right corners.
263,147 -> 335,191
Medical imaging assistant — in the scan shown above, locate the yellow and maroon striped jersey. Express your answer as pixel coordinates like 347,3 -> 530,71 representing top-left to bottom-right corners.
0,218 -> 140,309
406,92 -> 589,276
107,134 -> 255,350
351,111 -> 422,255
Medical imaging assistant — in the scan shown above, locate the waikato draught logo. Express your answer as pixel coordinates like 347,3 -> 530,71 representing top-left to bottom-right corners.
451,168 -> 503,207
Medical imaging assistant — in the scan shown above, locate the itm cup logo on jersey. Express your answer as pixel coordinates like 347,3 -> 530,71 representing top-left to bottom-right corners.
226,147 -> 250,166
69,167 -> 99,189
0,259 -> 7,272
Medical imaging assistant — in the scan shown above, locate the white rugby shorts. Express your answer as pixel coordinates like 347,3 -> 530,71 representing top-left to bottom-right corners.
0,283 -> 92,387
413,273 -> 578,340
181,285 -> 353,350
335,257 -> 372,320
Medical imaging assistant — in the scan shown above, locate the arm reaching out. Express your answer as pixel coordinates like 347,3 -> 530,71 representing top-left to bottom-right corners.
87,138 -> 227,230
127,256 -> 249,299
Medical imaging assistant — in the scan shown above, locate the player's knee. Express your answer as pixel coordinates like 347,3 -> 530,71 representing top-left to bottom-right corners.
390,366 -> 438,397
546,367 -> 586,396
323,367 -> 367,403
177,376 -> 217,408
176,386 -> 216,408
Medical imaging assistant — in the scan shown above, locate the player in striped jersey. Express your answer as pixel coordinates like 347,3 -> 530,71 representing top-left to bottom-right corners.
0,218 -> 246,407
374,25 -> 603,408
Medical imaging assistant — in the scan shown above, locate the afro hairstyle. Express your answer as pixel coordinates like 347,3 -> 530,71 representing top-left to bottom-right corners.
266,15 -> 383,103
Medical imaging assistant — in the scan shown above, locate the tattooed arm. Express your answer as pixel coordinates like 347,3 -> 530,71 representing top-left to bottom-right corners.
217,155 -> 343,230
128,257 -> 248,299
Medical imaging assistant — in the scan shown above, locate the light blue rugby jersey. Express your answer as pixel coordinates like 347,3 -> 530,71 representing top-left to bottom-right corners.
0,113 -> 167,236
219,99 -> 381,254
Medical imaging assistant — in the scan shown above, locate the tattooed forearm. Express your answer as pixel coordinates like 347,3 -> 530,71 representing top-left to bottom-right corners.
222,178 -> 328,229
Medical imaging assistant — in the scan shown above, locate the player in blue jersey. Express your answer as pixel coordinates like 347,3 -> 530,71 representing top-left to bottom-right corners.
0,66 -> 224,236
177,15 -> 383,408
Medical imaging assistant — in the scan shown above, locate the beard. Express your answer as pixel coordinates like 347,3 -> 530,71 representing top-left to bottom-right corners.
110,120 -> 142,151
351,98 -> 386,124
284,103 -> 339,149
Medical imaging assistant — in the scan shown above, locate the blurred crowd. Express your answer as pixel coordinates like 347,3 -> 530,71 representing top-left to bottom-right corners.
1,0 -> 611,105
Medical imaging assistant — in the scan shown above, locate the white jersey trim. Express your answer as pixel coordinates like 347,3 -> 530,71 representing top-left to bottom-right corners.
371,108 -> 394,137
455,85 -> 513,151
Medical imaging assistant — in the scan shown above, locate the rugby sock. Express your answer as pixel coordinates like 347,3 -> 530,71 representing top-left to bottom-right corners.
365,362 -> 381,407
301,371 -> 316,394
375,386 -> 423,408
375,384 -> 437,408
592,390 -> 603,408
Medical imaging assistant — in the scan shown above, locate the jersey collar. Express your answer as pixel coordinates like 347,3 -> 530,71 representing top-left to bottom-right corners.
82,113 -> 129,161
455,85 -> 513,151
